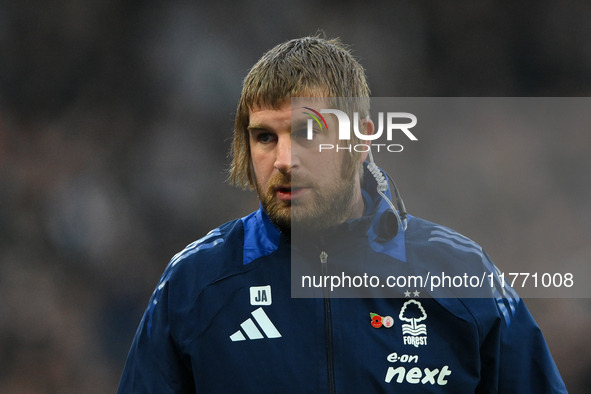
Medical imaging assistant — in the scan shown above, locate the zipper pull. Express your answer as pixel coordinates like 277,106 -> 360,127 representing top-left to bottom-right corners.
320,251 -> 328,277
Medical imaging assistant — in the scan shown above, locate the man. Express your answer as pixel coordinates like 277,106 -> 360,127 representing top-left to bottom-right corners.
118,37 -> 567,393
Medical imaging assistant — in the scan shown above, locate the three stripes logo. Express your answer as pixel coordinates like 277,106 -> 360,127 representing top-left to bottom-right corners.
229,307 -> 282,342
428,225 -> 520,327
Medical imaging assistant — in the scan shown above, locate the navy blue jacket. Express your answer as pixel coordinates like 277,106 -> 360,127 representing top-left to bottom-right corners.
118,165 -> 567,393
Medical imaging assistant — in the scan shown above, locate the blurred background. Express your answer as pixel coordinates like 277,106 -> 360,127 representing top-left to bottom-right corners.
1,0 -> 590,392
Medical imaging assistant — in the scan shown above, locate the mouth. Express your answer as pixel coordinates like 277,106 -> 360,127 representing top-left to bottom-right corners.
275,185 -> 308,201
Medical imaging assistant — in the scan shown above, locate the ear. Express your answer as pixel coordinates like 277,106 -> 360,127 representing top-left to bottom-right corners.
358,118 -> 374,163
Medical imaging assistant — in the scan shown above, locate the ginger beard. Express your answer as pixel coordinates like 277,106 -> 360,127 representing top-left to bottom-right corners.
255,151 -> 360,235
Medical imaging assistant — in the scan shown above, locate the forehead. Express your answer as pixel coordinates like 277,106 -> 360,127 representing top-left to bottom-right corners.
248,98 -> 332,127
248,101 -> 291,131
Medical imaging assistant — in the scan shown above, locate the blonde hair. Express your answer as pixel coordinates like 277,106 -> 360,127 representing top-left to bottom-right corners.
229,36 -> 370,189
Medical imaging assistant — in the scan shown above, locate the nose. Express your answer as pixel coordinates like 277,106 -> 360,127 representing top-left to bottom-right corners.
274,135 -> 293,174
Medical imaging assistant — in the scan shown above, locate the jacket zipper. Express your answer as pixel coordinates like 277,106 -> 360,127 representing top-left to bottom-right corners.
320,251 -> 336,394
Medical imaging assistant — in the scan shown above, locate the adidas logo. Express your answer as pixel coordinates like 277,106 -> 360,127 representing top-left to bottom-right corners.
229,307 -> 282,341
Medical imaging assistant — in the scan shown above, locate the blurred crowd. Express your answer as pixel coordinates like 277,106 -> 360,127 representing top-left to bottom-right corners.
1,1 -> 590,392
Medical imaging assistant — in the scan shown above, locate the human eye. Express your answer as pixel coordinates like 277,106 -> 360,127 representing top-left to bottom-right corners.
254,131 -> 277,144
293,127 -> 319,140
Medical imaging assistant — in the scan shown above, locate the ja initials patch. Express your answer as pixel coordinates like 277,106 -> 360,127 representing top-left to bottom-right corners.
250,285 -> 272,306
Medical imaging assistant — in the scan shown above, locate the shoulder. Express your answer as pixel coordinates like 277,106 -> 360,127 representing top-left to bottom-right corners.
164,217 -> 245,287
406,215 -> 488,271
159,207 -> 281,295
406,215 -> 521,324
140,216 -> 248,338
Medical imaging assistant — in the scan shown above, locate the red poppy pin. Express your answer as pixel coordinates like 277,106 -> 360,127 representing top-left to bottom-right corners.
370,313 -> 394,328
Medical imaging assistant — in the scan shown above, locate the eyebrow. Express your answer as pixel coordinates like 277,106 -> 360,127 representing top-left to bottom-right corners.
247,122 -> 302,133
291,119 -> 309,129
247,117 -> 311,133
247,122 -> 268,131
